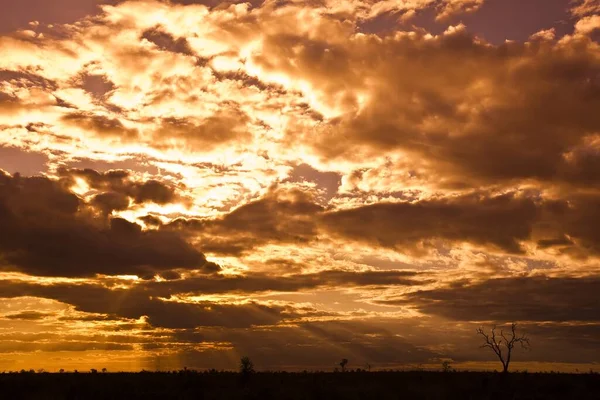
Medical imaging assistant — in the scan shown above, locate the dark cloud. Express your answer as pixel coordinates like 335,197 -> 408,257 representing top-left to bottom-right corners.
141,27 -> 194,55
140,269 -> 424,297
91,191 -> 130,214
4,310 -> 54,320
171,187 -> 600,259
138,214 -> 164,227
59,167 -> 179,213
61,111 -> 139,138
0,280 -> 296,329
0,69 -> 58,91
323,192 -> 539,254
400,275 -> 600,322
0,268 -> 424,329
0,171 -> 215,277
170,187 -> 323,255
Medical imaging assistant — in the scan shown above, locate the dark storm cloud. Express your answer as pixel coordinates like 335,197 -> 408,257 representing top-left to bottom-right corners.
0,171 -> 215,277
90,191 -> 130,214
399,275 -> 600,322
59,167 -> 179,213
170,186 -> 600,259
169,188 -> 323,255
322,192 -> 539,254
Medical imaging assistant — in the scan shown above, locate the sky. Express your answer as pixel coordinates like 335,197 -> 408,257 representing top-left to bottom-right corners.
0,0 -> 599,373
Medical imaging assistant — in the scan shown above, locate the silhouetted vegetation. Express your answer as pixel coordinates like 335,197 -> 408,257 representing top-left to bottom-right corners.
477,323 -> 530,373
0,370 -> 597,399
441,360 -> 452,373
339,358 -> 348,372
239,356 -> 255,375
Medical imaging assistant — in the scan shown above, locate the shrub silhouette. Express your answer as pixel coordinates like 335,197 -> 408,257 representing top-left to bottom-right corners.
339,359 -> 348,372
239,356 -> 255,375
442,361 -> 452,373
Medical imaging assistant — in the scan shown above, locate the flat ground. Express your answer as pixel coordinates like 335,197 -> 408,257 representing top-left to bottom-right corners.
0,371 -> 598,399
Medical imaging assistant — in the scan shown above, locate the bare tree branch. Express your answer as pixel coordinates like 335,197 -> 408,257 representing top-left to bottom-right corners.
476,323 -> 530,373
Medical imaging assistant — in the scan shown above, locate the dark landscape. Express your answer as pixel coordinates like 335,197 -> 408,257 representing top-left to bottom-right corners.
1,370 -> 599,400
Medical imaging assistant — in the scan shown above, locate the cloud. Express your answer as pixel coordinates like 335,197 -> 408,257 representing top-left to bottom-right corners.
0,171 -> 215,277
140,269 -> 425,296
436,0 -> 484,21
400,275 -> 600,322
293,29 -> 600,189
322,192 -> 539,254
169,186 -> 600,261
58,167 -> 180,212
61,112 -> 139,138
3,310 -> 54,320
1,0 -> 600,371
141,26 -> 195,55
151,106 -> 252,150
0,280 -> 308,329
575,14 -> 600,34
170,187 -> 323,255
570,0 -> 600,17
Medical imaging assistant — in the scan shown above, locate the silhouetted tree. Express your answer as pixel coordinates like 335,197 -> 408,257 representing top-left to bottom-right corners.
441,361 -> 452,372
339,359 -> 348,372
239,356 -> 255,375
102,368 -> 107,373
477,323 -> 530,373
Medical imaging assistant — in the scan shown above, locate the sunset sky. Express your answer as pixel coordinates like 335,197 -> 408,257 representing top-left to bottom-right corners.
0,0 -> 599,372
